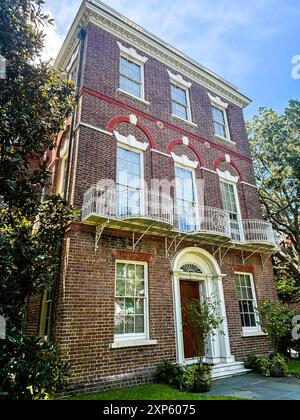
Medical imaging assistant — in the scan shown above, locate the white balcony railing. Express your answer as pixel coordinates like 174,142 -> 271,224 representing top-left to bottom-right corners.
242,219 -> 276,246
174,206 -> 231,238
82,184 -> 174,226
82,185 -> 276,248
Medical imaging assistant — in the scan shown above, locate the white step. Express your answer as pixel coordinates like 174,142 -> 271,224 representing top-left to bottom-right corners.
212,362 -> 251,380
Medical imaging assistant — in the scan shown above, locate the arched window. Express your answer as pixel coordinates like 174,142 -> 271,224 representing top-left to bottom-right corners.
180,263 -> 203,274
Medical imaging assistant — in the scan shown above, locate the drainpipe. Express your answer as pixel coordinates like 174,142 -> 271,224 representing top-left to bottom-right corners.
49,28 -> 86,341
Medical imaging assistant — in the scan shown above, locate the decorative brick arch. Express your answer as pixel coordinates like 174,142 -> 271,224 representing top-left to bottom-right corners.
213,156 -> 244,181
106,115 -> 157,149
166,138 -> 206,168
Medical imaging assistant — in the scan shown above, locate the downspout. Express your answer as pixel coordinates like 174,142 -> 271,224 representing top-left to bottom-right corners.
49,27 -> 86,341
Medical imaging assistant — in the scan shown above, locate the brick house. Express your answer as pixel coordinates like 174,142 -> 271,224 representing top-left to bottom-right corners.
27,0 -> 279,394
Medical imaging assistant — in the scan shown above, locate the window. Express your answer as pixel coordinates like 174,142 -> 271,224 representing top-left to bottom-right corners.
212,106 -> 229,139
220,180 -> 242,241
235,273 -> 260,331
175,165 -> 197,232
115,262 -> 148,340
58,152 -> 68,198
39,290 -> 52,342
116,146 -> 143,217
120,56 -> 143,99
171,84 -> 191,121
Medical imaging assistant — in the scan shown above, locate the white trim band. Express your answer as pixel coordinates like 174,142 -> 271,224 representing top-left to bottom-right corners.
114,130 -> 149,151
111,339 -> 158,349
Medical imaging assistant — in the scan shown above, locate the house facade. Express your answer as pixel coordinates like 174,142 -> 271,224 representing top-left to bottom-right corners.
27,0 -> 278,394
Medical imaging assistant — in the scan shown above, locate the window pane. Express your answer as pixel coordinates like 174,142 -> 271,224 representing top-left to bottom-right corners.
214,122 -> 227,138
125,316 -> 135,334
115,316 -> 124,335
172,101 -> 188,120
115,299 -> 125,316
125,298 -> 135,315
116,263 -> 126,278
120,75 -> 141,97
171,84 -> 187,106
126,279 -> 135,297
135,298 -> 144,315
213,107 -> 225,124
136,280 -> 145,297
136,265 -> 144,280
135,316 -> 145,333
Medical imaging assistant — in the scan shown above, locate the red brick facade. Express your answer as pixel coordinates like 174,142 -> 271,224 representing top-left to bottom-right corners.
26,2 -> 278,395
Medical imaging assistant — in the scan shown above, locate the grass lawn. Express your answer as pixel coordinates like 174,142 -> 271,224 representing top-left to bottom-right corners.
67,383 -> 243,400
288,359 -> 300,376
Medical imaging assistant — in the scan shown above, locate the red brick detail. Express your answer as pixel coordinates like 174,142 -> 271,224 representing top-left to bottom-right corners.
106,115 -> 157,149
213,156 -> 244,181
167,138 -> 206,168
112,249 -> 153,262
82,86 -> 252,164
233,264 -> 255,273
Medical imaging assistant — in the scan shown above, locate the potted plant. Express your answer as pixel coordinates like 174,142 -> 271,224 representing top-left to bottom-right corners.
182,296 -> 224,393
257,299 -> 292,377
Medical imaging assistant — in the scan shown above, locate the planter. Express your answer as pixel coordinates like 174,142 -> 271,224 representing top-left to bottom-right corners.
270,364 -> 285,378
193,370 -> 212,393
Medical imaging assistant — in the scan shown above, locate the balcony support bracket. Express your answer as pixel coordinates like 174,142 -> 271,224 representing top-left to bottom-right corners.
132,223 -> 157,252
165,234 -> 189,259
260,252 -> 273,268
95,220 -> 109,251
214,245 -> 233,266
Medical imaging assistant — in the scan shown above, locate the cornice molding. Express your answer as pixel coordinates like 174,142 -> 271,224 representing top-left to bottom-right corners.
55,1 -> 251,108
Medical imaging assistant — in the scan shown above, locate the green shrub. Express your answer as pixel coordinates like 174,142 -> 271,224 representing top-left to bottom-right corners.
245,354 -> 288,377
181,364 -> 212,392
154,362 -> 183,388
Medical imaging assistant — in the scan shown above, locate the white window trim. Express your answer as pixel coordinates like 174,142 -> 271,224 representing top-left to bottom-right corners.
113,260 -> 150,344
171,152 -> 199,169
118,42 -> 147,102
175,163 -> 200,230
167,69 -> 192,89
235,272 -> 263,336
57,153 -> 68,197
114,131 -> 149,151
218,171 -> 244,242
209,93 -> 232,143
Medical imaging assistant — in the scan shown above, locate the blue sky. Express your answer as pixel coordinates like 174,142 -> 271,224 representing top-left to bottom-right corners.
43,0 -> 300,119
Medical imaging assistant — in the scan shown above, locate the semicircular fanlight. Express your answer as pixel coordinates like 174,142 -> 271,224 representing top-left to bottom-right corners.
180,263 -> 203,274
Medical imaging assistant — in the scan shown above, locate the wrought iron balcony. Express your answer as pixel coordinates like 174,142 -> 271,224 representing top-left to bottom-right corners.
174,206 -> 232,243
82,184 -> 174,232
82,185 -> 276,251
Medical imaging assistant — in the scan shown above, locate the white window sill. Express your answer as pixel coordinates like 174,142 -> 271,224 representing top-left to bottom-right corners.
117,89 -> 150,106
171,114 -> 197,128
242,330 -> 267,338
110,339 -> 158,349
215,134 -> 236,146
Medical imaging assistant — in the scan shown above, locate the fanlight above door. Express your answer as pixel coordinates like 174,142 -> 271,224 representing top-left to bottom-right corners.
180,263 -> 203,274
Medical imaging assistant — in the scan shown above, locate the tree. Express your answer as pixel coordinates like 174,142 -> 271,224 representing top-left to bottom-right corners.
0,0 -> 76,399
247,100 -> 300,287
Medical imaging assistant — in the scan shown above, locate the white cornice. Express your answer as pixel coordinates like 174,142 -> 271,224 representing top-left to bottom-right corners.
217,169 -> 239,183
117,41 -> 148,63
171,152 -> 199,169
208,92 -> 228,109
114,131 -> 149,151
167,70 -> 192,89
54,1 -> 251,108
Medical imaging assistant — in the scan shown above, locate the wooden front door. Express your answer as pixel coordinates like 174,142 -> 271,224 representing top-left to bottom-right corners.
180,280 -> 201,359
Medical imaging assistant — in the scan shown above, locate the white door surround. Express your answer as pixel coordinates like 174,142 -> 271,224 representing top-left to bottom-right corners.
172,247 -> 235,366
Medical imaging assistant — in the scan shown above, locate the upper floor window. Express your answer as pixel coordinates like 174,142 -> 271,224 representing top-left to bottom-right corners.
116,145 -> 144,217
66,45 -> 79,86
208,93 -> 231,142
218,171 -> 243,241
235,272 -> 261,334
57,137 -> 69,198
120,56 -> 143,99
39,290 -> 52,342
171,84 -> 191,122
115,261 -> 148,340
175,165 -> 197,232
117,42 -> 148,101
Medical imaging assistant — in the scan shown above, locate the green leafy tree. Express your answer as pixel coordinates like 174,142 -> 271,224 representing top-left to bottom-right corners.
0,0 -> 76,399
258,299 -> 293,354
247,100 -> 300,288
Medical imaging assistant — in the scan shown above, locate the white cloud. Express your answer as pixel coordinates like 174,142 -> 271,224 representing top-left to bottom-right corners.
41,21 -> 65,62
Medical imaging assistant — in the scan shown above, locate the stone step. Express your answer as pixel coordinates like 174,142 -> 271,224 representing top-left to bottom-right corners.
212,362 -> 251,380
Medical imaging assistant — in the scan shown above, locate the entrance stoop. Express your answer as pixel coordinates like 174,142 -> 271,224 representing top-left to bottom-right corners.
212,362 -> 251,380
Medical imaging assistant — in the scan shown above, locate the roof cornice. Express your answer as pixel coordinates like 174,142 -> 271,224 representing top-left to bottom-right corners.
55,0 -> 252,108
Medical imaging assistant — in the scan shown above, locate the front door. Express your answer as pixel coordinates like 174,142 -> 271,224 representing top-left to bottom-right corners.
180,280 -> 202,359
